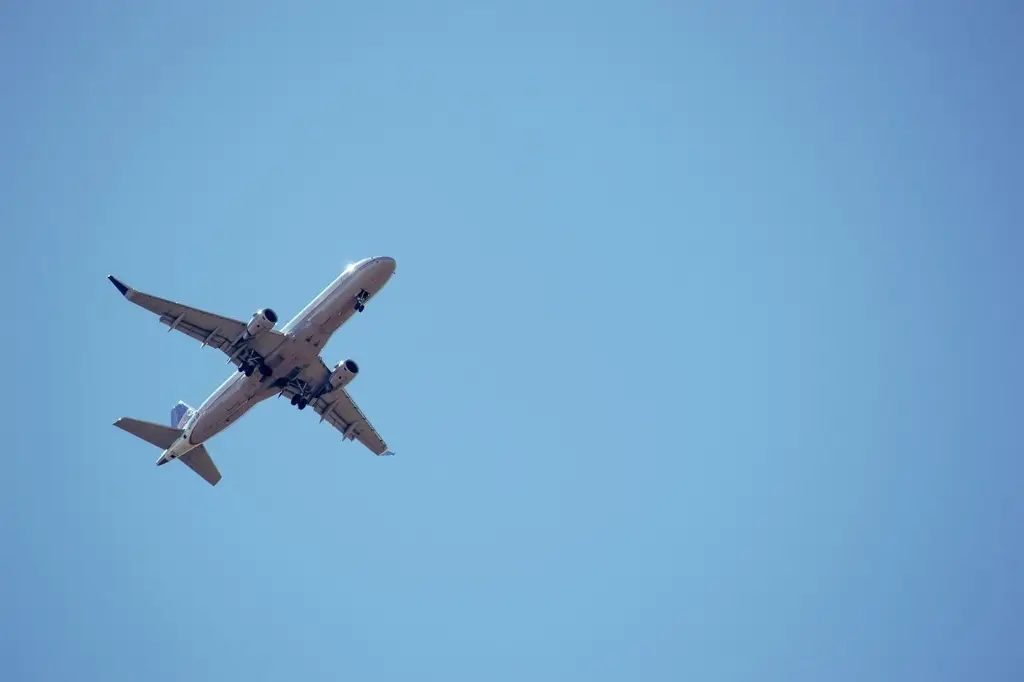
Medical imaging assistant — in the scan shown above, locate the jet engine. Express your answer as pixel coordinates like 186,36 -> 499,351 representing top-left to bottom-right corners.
246,308 -> 278,337
329,359 -> 359,389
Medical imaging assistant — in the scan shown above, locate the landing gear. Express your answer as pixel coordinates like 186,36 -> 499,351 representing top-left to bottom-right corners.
283,374 -> 318,411
238,363 -> 270,377
235,344 -> 273,378
354,289 -> 370,313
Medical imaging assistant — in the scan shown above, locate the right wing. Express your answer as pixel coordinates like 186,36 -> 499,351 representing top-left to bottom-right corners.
107,275 -> 288,370
280,359 -> 394,456
313,387 -> 393,456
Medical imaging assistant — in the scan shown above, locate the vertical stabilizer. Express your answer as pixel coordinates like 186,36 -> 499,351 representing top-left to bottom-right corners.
171,401 -> 195,428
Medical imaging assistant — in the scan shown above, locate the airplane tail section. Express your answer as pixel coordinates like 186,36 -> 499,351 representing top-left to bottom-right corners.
171,401 -> 195,428
113,417 -> 182,449
113,412 -> 222,486
180,445 -> 222,486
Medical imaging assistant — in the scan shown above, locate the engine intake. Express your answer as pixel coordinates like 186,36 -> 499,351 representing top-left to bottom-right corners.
329,359 -> 359,389
246,308 -> 278,337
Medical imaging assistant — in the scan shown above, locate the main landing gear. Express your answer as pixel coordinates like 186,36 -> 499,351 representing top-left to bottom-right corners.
234,346 -> 273,378
279,376 -> 315,411
238,361 -> 273,378
354,289 -> 370,313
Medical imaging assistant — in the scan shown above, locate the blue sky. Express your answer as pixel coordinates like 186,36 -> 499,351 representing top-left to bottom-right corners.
2,1 -> 1022,680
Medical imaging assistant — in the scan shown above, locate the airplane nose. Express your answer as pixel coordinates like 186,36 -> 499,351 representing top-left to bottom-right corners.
373,256 -> 396,276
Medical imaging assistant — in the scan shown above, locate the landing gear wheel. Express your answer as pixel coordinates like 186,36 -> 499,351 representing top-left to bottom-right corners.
297,399 -> 308,410
258,363 -> 272,377
290,395 -> 300,406
355,289 -> 370,312
355,303 -> 365,313
244,365 -> 255,377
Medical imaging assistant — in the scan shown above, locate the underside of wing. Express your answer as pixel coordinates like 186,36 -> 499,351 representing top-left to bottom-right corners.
313,388 -> 392,456
107,275 -> 288,370
278,359 -> 392,456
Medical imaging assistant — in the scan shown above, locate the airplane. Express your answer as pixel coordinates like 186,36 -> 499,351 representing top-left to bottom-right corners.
108,256 -> 397,486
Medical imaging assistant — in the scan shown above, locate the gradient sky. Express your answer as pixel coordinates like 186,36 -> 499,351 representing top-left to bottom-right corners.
2,2 -> 1022,680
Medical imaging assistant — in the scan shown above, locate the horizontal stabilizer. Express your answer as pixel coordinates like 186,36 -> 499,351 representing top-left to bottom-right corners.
114,417 -> 182,449
180,445 -> 221,486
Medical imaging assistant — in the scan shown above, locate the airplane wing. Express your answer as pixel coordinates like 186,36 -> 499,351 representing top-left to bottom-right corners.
313,387 -> 393,456
281,359 -> 394,456
107,275 -> 288,370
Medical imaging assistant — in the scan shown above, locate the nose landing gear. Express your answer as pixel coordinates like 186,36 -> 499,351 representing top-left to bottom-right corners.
354,289 -> 370,313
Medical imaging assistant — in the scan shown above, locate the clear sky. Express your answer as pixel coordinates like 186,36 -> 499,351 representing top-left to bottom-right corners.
2,1 -> 1022,680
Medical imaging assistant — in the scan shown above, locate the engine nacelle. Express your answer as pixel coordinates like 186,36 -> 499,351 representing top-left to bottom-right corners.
329,359 -> 359,389
246,308 -> 278,337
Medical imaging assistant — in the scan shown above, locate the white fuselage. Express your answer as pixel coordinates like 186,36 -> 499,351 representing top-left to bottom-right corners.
159,257 -> 396,464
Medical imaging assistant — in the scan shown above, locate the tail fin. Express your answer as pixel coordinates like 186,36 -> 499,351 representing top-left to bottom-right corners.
171,401 -> 195,428
113,418 -> 182,449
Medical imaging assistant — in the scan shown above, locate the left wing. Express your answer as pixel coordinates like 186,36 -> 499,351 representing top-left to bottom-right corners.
107,275 -> 288,370
281,359 -> 394,456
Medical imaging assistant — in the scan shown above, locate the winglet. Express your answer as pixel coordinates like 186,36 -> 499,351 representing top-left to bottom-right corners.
381,450 -> 395,457
108,275 -> 131,296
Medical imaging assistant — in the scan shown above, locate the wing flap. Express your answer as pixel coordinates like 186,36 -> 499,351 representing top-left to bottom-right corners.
313,388 -> 391,455
156,315 -> 239,352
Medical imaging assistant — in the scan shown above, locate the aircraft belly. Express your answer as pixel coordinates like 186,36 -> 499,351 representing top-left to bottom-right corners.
190,376 -> 271,443
179,263 -> 396,447
192,396 -> 264,443
315,274 -> 386,336
284,263 -> 394,341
